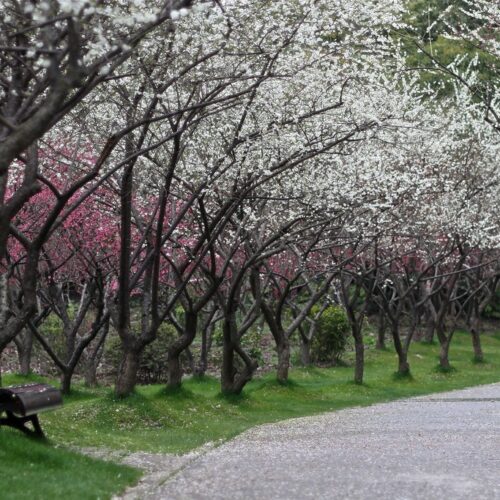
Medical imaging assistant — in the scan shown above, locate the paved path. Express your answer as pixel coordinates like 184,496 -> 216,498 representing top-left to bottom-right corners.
124,383 -> 500,499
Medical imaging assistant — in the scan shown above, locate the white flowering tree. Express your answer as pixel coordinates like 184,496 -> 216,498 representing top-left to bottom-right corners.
407,0 -> 500,132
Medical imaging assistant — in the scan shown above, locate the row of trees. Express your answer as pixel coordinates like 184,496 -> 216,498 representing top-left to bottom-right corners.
0,0 -> 499,396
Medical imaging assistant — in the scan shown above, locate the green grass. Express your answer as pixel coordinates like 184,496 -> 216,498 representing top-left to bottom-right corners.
1,330 -> 500,498
0,431 -> 140,500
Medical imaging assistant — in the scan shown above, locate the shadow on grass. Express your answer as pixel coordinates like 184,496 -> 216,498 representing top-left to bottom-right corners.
391,371 -> 414,382
371,345 -> 391,352
261,378 -> 301,389
62,387 -> 105,403
162,385 -> 195,400
434,364 -> 457,374
419,339 -> 437,346
352,378 -> 374,388
189,374 -> 218,384
104,388 -> 154,405
472,357 -> 487,365
295,366 -> 335,378
216,390 -> 250,405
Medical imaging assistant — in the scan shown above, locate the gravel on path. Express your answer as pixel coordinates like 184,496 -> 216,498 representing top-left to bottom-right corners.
119,383 -> 500,500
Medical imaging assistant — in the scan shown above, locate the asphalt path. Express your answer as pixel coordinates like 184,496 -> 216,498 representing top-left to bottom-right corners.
140,383 -> 500,499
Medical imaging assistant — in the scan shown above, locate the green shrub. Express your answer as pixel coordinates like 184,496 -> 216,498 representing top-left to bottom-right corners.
212,324 -> 264,366
310,305 -> 350,364
34,313 -> 66,375
105,322 -> 178,384
242,327 -> 264,366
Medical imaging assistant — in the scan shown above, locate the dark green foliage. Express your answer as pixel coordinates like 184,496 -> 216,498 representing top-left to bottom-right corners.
406,0 -> 482,42
242,328 -> 264,366
310,305 -> 350,364
404,36 -> 497,98
402,0 -> 499,98
483,290 -> 500,320
105,323 -> 178,384
38,313 -> 65,354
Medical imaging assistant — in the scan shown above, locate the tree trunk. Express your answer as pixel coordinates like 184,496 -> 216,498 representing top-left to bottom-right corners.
195,323 -> 210,377
424,316 -> 435,343
221,313 -> 238,394
83,317 -> 109,387
115,347 -> 141,397
438,341 -> 451,370
167,352 -> 183,388
435,321 -> 452,370
300,336 -> 311,366
221,345 -> 257,395
84,361 -> 99,387
16,331 -> 34,375
470,317 -> 484,363
167,311 -> 198,389
353,328 -> 364,384
392,327 -> 410,375
221,341 -> 236,394
220,314 -> 257,395
376,314 -> 386,350
398,356 -> 410,375
0,349 -> 3,386
276,337 -> 290,384
61,371 -> 72,395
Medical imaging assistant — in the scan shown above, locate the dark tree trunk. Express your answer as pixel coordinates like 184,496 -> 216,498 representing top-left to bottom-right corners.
221,316 -> 238,393
0,250 -> 40,353
221,347 -> 257,395
61,371 -> 72,395
392,327 -> 410,375
195,320 -> 214,377
276,337 -> 290,384
19,346 -> 32,376
439,341 -> 451,370
376,314 -> 386,350
423,300 -> 437,343
300,335 -> 311,366
470,317 -> 484,363
424,318 -> 435,343
195,326 -> 208,377
220,317 -> 257,395
221,339 -> 236,394
435,322 -> 452,370
353,327 -> 364,384
167,351 -> 183,388
167,311 -> 198,389
83,319 -> 109,387
398,356 -> 410,375
0,272 -> 7,385
16,330 -> 34,375
115,347 -> 141,398
84,363 -> 98,387
0,349 -> 4,386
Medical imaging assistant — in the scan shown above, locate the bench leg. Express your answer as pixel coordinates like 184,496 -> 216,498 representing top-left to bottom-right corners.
0,411 -> 45,439
30,415 -> 45,438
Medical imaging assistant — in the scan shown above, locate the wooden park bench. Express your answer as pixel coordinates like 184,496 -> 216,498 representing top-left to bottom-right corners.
0,383 -> 63,438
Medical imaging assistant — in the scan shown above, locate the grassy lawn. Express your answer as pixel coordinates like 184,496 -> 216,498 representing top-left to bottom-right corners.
1,330 -> 499,499
0,431 -> 140,500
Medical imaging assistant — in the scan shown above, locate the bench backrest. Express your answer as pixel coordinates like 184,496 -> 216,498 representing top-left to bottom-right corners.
0,383 -> 63,417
